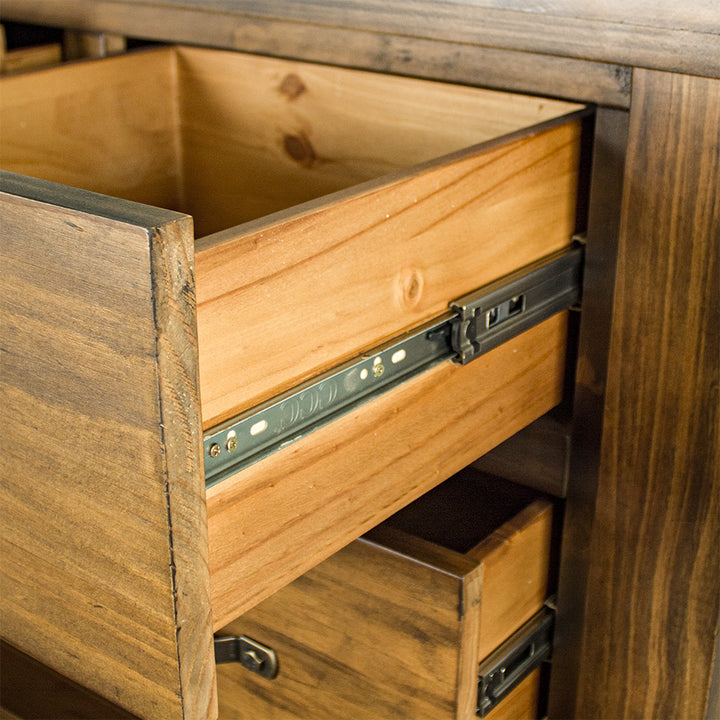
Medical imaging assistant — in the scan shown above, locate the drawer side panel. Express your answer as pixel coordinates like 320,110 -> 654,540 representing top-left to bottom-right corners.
196,119 -> 581,429
207,312 -> 568,628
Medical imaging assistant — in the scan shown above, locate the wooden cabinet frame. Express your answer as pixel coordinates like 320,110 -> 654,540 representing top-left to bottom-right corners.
1,3 -> 718,719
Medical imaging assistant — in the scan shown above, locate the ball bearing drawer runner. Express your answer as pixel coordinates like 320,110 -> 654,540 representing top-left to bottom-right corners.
1,43 -> 586,717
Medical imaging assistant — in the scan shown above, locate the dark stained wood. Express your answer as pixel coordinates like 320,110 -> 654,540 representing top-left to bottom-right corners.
0,172 -> 216,720
1,0 -> 717,78
547,107 -> 629,717
575,69 -> 720,720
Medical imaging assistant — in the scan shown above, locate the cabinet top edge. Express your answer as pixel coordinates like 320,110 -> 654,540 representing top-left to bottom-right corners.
1,0 -> 718,79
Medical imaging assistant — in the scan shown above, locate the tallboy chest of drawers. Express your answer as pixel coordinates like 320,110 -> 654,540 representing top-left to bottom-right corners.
1,38 -> 587,720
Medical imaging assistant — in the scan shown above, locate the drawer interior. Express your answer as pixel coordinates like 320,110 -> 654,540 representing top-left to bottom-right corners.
382,466 -> 547,553
0,44 -> 580,238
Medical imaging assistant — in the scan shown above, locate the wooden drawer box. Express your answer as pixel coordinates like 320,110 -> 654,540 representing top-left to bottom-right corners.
1,43 -> 582,716
216,469 -> 554,720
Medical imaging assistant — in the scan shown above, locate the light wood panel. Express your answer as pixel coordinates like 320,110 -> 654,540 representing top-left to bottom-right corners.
0,172 -> 215,720
0,44 -> 580,244
207,312 -> 568,628
576,70 -> 720,719
469,500 -> 553,659
0,48 -> 181,211
176,45 -> 581,236
2,0 -> 717,78
196,119 -> 582,428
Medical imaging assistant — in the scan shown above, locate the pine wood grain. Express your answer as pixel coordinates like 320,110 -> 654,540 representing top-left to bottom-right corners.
196,119 -> 582,428
0,173 -> 215,720
216,473 -> 550,720
207,312 -> 568,628
0,44 -> 580,245
2,0 -> 717,77
0,47 -> 181,211
0,46 -> 582,432
576,70 -> 720,720
176,45 -> 582,236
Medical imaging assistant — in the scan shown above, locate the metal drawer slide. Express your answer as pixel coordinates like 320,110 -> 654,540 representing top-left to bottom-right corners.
204,243 -> 583,487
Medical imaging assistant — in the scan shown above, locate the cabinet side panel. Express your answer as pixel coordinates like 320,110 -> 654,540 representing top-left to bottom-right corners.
0,177 -> 213,719
577,70 -> 720,719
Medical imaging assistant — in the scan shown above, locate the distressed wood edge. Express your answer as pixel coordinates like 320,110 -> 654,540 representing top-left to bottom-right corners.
456,564 -> 484,720
0,169 -> 188,230
149,218 -> 217,720
0,0 -> 716,79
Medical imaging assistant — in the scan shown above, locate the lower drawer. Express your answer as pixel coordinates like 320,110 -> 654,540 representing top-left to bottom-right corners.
215,469 -> 555,720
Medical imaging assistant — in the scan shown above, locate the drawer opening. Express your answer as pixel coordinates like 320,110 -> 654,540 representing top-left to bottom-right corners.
379,466 -> 550,554
1,43 -> 587,433
216,467 -> 556,720
0,44 -> 581,238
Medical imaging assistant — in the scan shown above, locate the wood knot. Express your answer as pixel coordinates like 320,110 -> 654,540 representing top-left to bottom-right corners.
279,73 -> 306,101
397,268 -> 424,310
283,132 -> 316,168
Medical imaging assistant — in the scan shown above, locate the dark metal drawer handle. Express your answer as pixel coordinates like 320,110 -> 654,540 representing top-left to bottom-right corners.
214,635 -> 279,680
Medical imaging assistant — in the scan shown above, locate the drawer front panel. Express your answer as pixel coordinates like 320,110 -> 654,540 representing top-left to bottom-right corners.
215,472 -> 553,720
207,312 -> 567,628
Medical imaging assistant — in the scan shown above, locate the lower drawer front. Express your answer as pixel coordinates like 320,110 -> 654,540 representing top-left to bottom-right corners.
216,470 -> 554,720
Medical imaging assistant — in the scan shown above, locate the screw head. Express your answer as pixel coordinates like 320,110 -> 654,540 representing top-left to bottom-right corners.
373,363 -> 385,377
208,443 -> 221,458
226,436 -> 238,452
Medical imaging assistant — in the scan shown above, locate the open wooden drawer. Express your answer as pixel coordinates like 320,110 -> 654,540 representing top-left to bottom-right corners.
216,468 -> 555,720
1,45 -> 583,638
